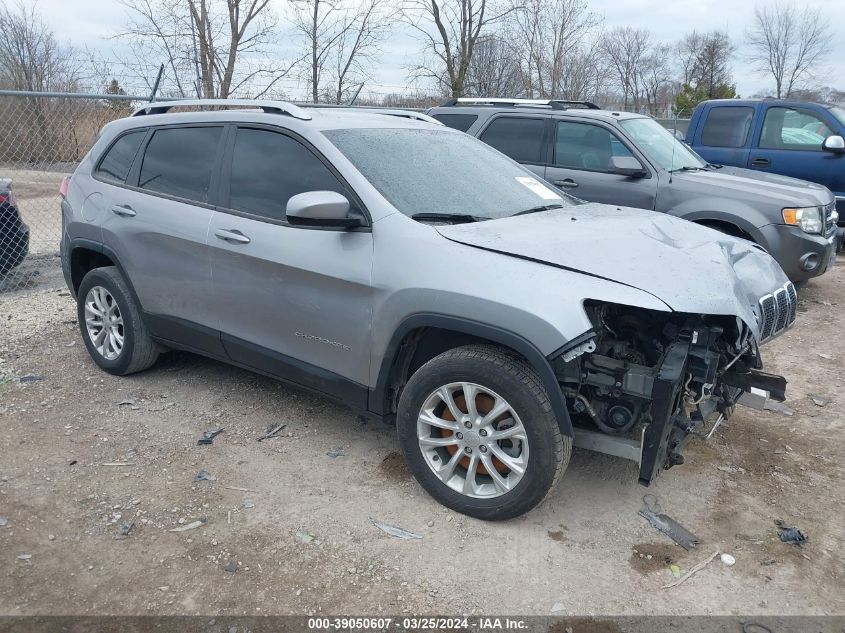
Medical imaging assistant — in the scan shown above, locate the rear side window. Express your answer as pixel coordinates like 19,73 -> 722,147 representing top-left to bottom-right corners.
138,127 -> 223,203
431,113 -> 478,132
227,128 -> 349,221
700,106 -> 754,148
479,117 -> 545,163
96,131 -> 146,184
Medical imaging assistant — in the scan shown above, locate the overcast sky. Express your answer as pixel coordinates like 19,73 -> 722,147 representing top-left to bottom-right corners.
33,0 -> 845,99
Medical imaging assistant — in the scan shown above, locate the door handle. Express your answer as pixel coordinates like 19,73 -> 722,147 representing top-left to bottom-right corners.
214,229 -> 251,244
111,205 -> 136,217
554,179 -> 579,188
751,158 -> 770,168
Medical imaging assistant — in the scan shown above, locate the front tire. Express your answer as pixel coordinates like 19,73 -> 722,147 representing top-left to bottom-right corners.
397,345 -> 570,520
77,266 -> 159,375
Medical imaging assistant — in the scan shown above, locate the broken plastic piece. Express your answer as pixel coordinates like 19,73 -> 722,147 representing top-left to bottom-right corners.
368,517 -> 422,540
257,422 -> 287,442
775,520 -> 808,546
326,447 -> 345,458
194,470 -> 216,482
296,530 -> 316,544
197,428 -> 224,445
169,517 -> 207,532
638,494 -> 700,550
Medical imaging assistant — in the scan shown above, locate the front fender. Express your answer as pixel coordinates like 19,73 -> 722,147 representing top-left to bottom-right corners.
369,313 -> 576,437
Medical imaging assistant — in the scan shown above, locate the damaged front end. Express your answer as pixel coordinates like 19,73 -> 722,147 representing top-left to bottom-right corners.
552,289 -> 795,485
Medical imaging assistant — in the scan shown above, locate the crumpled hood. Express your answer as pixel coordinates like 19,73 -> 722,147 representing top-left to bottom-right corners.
436,204 -> 791,338
672,166 -> 833,207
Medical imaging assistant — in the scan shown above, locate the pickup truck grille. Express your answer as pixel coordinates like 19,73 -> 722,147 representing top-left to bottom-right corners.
758,282 -> 797,342
824,201 -> 837,235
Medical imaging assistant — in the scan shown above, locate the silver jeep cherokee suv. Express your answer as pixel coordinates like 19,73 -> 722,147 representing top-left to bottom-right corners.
61,99 -> 795,520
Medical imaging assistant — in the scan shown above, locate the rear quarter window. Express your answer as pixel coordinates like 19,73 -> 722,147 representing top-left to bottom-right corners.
431,113 -> 478,132
95,131 -> 146,184
700,106 -> 754,148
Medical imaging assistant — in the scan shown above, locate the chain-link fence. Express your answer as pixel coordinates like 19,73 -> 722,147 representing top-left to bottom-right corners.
0,90 -> 148,295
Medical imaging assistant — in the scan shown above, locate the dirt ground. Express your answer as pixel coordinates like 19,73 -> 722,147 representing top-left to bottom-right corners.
0,258 -> 843,617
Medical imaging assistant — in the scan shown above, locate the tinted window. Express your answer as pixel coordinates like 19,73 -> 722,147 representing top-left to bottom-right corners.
479,117 -> 545,163
432,113 -> 478,132
554,121 -> 634,171
760,106 -> 833,151
96,131 -> 146,184
228,128 -> 348,221
138,127 -> 223,202
700,106 -> 754,148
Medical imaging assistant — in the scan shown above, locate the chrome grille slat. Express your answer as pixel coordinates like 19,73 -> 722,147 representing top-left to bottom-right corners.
757,282 -> 797,342
824,202 -> 836,234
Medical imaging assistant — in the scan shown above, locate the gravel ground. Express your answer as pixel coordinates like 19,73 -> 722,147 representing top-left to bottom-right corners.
0,258 -> 843,617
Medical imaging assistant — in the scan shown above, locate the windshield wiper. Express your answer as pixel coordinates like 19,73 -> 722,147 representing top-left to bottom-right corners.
512,204 -> 564,216
668,165 -> 703,173
411,213 -> 489,224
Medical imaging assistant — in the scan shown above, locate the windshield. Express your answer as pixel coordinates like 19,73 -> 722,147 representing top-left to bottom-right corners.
323,128 -> 571,219
619,117 -> 707,171
829,106 -> 845,128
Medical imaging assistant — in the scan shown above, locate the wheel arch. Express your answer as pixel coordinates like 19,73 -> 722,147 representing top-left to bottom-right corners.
369,314 -> 573,437
66,239 -> 144,310
693,218 -> 754,240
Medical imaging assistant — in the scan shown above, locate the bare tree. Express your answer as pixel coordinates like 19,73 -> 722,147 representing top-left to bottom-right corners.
638,45 -> 672,115
464,35 -> 523,96
293,0 -> 392,104
600,26 -> 651,110
118,0 -> 294,98
508,0 -> 599,99
402,0 -> 513,97
676,30 -> 734,98
0,1 -> 82,92
746,2 -> 832,98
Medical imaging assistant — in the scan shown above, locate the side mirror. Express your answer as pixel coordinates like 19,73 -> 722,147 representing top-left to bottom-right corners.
286,191 -> 363,228
608,155 -> 647,178
822,135 -> 845,154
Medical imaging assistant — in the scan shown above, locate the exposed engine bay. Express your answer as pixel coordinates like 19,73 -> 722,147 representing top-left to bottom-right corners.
552,301 -> 788,485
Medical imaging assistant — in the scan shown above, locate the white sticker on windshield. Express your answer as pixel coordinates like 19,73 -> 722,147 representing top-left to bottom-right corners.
515,176 -> 562,200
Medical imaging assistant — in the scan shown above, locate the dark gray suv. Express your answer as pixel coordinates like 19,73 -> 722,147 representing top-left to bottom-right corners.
428,98 -> 838,283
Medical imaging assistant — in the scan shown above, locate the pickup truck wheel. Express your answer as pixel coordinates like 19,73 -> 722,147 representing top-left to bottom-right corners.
77,266 -> 159,376
397,344 -> 570,520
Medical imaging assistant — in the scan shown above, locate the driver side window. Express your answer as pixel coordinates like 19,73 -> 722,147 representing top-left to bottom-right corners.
554,121 -> 634,171
760,107 -> 833,151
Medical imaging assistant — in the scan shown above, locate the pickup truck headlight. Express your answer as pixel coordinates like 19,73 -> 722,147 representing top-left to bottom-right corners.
782,206 -> 823,234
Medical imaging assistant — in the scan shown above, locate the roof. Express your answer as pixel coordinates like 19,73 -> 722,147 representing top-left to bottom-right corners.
104,99 -> 444,136
699,98 -> 835,109
429,101 -> 647,123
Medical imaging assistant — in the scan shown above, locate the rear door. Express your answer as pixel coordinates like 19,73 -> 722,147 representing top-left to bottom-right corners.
476,115 -> 548,179
100,125 -> 225,353
207,125 -> 374,401
691,103 -> 755,167
748,104 -> 840,186
545,119 -> 657,208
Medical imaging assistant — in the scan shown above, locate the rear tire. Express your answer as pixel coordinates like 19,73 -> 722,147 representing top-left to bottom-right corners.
77,266 -> 158,375
397,344 -> 570,520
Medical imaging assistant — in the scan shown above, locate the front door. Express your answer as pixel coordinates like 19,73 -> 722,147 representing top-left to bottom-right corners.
748,105 -> 842,188
207,126 -> 374,402
545,120 -> 658,209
